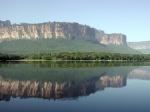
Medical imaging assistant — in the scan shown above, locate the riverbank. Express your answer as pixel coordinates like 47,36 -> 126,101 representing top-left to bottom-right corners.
0,52 -> 150,61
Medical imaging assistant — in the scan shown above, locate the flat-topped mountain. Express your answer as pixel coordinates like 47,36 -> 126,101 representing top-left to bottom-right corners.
128,41 -> 150,54
0,20 -> 140,54
0,20 -> 127,46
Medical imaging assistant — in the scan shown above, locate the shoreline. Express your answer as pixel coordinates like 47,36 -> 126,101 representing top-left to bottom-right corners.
1,59 -> 149,62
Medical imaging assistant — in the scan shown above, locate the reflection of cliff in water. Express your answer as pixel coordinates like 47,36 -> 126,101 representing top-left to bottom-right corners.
128,67 -> 150,80
0,74 -> 126,101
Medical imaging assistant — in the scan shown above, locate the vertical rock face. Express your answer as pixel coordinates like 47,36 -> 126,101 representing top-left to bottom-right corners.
99,33 -> 127,46
0,20 -> 127,46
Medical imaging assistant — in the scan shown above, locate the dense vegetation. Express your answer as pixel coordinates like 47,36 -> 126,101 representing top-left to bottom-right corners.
0,52 -> 150,61
0,39 -> 140,54
137,49 -> 150,54
0,53 -> 24,61
26,52 -> 150,61
0,39 -> 149,61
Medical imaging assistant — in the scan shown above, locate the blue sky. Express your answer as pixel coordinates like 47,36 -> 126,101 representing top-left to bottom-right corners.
0,0 -> 150,42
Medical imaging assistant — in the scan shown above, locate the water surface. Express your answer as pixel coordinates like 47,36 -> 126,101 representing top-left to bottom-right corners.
0,61 -> 150,112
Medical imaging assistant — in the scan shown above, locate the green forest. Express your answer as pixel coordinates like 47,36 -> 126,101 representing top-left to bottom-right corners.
0,52 -> 150,61
0,39 -> 140,54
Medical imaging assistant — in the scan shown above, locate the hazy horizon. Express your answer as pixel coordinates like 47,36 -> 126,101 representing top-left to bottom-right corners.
0,0 -> 150,42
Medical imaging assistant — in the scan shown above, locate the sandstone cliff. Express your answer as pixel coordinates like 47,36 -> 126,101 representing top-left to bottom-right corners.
98,33 -> 127,45
0,20 -> 127,45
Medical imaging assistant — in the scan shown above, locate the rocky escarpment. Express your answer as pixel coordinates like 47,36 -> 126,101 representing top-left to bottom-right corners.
99,33 -> 127,45
0,20 -> 127,46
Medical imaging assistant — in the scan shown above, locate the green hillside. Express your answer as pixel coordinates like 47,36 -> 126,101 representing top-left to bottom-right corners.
130,48 -> 150,54
0,39 -> 140,55
137,49 -> 150,54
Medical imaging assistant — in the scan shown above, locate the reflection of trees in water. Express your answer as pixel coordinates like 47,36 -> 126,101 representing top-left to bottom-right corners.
0,74 -> 126,101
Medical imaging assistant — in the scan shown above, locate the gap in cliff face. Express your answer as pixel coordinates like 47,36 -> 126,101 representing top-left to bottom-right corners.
0,20 -> 127,46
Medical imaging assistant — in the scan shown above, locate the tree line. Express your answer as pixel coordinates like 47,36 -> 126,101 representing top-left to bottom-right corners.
0,53 -> 24,61
1,52 -> 150,61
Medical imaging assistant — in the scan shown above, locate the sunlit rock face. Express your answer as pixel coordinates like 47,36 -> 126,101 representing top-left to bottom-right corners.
0,20 -> 127,46
99,33 -> 127,46
0,74 -> 126,101
0,20 -> 97,43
